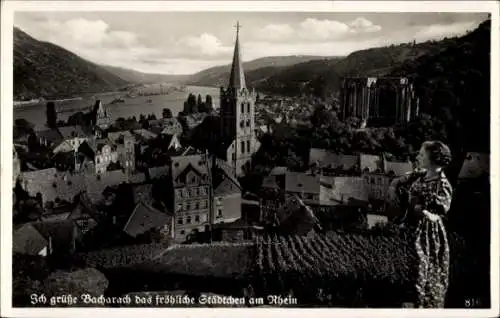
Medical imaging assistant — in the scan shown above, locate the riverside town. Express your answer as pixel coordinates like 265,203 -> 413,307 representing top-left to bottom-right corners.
8,9 -> 493,311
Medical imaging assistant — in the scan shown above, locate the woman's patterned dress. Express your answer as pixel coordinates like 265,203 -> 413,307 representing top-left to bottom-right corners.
387,170 -> 453,308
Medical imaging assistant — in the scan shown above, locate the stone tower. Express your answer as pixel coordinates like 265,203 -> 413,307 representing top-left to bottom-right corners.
93,100 -> 111,137
219,21 -> 257,177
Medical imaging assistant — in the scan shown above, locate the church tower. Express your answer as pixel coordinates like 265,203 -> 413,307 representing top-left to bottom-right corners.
219,22 -> 257,177
92,100 -> 111,138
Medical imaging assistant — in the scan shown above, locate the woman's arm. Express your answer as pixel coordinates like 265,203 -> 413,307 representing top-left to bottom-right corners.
423,178 -> 453,220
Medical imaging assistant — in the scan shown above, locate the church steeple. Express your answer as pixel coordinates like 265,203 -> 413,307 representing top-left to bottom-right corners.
228,21 -> 246,90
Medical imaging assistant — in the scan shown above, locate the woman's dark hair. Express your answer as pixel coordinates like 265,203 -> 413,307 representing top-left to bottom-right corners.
422,140 -> 453,167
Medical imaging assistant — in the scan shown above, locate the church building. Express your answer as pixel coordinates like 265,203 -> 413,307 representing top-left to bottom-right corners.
216,22 -> 258,177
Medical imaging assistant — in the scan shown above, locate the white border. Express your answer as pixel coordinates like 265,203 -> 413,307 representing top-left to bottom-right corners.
1,1 -> 499,318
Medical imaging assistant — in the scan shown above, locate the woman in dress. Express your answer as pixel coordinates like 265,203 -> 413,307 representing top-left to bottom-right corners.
386,140 -> 453,308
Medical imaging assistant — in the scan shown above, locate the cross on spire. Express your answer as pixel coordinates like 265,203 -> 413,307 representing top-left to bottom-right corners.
234,21 -> 242,35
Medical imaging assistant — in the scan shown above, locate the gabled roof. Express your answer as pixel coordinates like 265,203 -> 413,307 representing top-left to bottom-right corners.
31,220 -> 77,254
58,125 -> 87,139
276,196 -> 320,236
107,130 -> 134,143
309,148 -> 358,170
35,129 -> 62,143
19,168 -> 86,204
148,165 -> 169,180
284,172 -> 320,194
123,202 -> 172,238
458,152 -> 489,179
84,171 -> 146,204
133,129 -> 158,141
319,176 -> 368,204
13,223 -> 48,255
175,163 -> 203,183
132,184 -> 154,205
213,164 -> 241,196
170,153 -> 208,180
360,154 -> 383,172
383,160 -> 412,176
160,118 -> 183,135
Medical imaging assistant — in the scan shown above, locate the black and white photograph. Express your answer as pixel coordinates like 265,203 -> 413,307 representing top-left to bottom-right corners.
1,1 -> 498,316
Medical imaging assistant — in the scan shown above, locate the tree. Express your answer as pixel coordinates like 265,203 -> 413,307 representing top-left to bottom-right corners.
197,94 -> 203,108
205,94 -> 214,111
46,102 -> 57,128
162,108 -> 173,119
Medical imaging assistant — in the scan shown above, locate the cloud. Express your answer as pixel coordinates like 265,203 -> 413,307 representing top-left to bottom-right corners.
298,18 -> 351,40
253,17 -> 382,42
41,18 -> 140,49
349,17 -> 382,33
177,33 -> 232,56
253,23 -> 294,41
413,21 -> 478,42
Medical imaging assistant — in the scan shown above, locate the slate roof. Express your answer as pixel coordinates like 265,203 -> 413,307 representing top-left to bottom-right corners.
148,165 -> 170,180
32,220 -> 78,255
309,148 -> 358,170
133,129 -> 158,141
84,171 -> 146,204
58,125 -> 87,139
285,172 -> 320,194
270,166 -> 288,176
160,118 -> 183,136
275,196 -> 320,236
458,152 -> 489,179
12,223 -> 48,255
19,168 -> 86,204
320,176 -> 369,204
170,153 -> 208,180
108,130 -> 134,143
213,164 -> 241,196
35,129 -> 63,144
123,202 -> 172,238
132,184 -> 154,205
360,154 -> 383,172
383,160 -> 412,176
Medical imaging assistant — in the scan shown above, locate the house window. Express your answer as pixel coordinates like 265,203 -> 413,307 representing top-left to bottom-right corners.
180,230 -> 185,235
240,121 -> 244,128
241,103 -> 244,113
241,142 -> 245,154
187,203 -> 191,210
232,153 -> 236,161
246,120 -> 250,127
247,140 -> 250,153
186,216 -> 192,224
195,202 -> 200,209
195,215 -> 200,223
247,103 -> 250,113
178,218 -> 183,225
217,209 -> 223,217
195,188 -> 199,196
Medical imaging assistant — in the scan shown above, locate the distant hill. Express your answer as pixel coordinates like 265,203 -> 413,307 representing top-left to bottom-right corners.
254,37 -> 463,98
390,19 -> 490,154
184,55 -> 328,88
14,27 -> 129,100
102,65 -> 189,84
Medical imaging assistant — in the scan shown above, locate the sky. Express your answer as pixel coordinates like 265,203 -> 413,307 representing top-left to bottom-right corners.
14,11 -> 489,75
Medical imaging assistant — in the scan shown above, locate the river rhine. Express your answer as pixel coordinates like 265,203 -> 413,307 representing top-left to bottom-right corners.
14,85 -> 220,130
